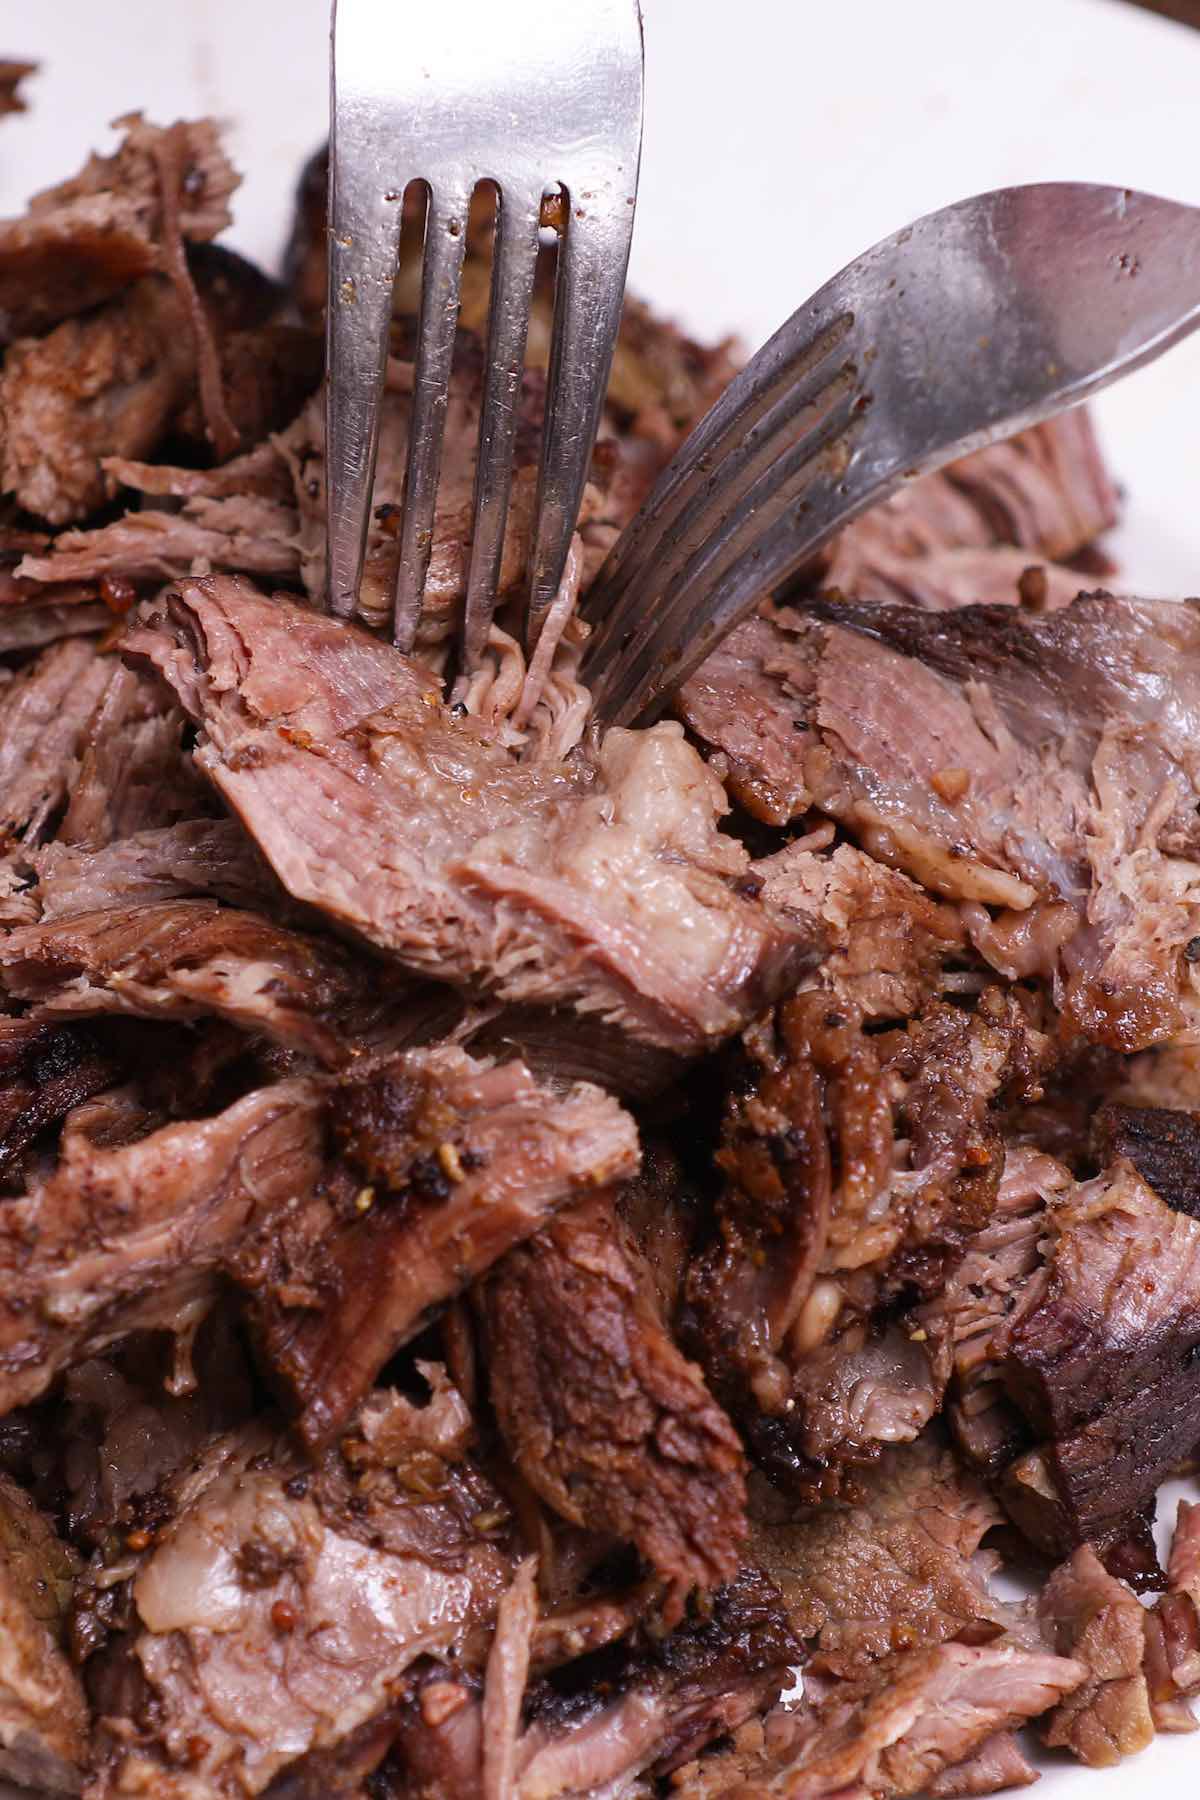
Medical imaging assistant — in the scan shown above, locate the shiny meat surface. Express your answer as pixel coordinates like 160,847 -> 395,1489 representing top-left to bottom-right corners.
128,576 -> 819,1055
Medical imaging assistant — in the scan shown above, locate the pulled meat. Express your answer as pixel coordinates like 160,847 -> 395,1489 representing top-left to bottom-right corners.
237,1046 -> 638,1447
1037,1545 -> 1154,1765
90,1386 -> 516,1796
481,1191 -> 746,1616
127,575 -> 819,1056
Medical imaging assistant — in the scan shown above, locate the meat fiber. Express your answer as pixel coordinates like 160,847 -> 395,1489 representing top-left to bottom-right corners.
480,1190 -> 746,1615
0,898 -> 404,1065
1037,1545 -> 1154,1765
0,1077 -> 322,1414
126,576 -> 819,1055
0,115 -> 237,343
236,1045 -> 639,1447
0,637 -> 113,850
89,1387 -> 517,1796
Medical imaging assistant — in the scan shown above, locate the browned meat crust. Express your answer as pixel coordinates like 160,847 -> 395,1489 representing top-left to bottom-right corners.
481,1191 -> 746,1614
236,1047 -> 638,1447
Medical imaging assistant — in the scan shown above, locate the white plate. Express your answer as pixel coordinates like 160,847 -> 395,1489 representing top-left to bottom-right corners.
3,2 -> 1200,1795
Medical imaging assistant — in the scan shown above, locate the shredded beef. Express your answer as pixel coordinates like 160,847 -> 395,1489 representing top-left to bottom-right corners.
0,1077 -> 323,1414
90,1386 -> 516,1796
481,1191 -> 746,1615
236,1046 -> 638,1447
0,114 -> 237,344
1038,1545 -> 1154,1765
127,575 -> 819,1055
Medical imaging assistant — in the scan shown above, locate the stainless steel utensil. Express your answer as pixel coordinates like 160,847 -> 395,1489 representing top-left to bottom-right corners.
582,182 -> 1200,726
326,0 -> 643,666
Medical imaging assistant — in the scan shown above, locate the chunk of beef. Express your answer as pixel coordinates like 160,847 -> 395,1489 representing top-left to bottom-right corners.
0,61 -> 35,120
480,1191 -> 746,1615
0,1470 -> 88,1793
2,235 -> 283,528
57,663 -> 206,850
0,1017 -> 123,1184
0,114 -> 237,343
32,820 -> 285,922
237,1046 -> 638,1447
17,495 -> 303,587
686,988 -> 1042,1497
90,1387 -> 517,1796
754,837 -> 967,1023
1143,1498 -> 1200,1730
1094,1101 -> 1200,1219
0,278 -> 198,523
819,411 -> 1118,604
0,637 -> 112,849
0,898 -> 409,1067
0,1076 -> 322,1413
749,1434 -> 1007,1680
826,542 -> 1088,614
996,1161 -> 1200,1583
939,411 -> 1119,560
127,576 -> 818,1056
719,1643 -> 1084,1799
514,1565 -> 799,1795
914,1147 -> 1070,1477
683,592 -> 1200,1053
924,1732 -> 1039,1797
1037,1544 -> 1154,1765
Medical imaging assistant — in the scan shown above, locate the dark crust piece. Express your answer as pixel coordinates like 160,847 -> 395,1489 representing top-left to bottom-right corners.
1094,1102 -> 1200,1220
480,1191 -> 747,1614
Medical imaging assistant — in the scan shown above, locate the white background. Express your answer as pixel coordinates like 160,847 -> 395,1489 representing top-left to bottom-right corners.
2,2 -> 1200,1794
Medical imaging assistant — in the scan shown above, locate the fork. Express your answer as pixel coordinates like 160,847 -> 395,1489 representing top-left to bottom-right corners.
581,181 -> 1200,726
326,0 -> 643,668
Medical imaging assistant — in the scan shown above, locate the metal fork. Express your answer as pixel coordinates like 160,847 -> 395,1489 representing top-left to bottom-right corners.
326,0 -> 643,667
582,182 -> 1200,726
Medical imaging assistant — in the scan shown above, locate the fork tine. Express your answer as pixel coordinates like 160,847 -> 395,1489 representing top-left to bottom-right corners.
585,389 -> 868,725
581,338 -> 861,676
391,182 -> 472,652
324,133 -> 405,618
457,182 -> 543,682
583,309 -> 855,634
523,200 -> 636,649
